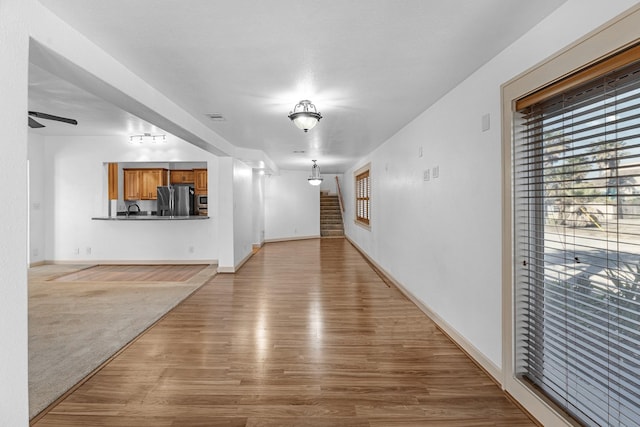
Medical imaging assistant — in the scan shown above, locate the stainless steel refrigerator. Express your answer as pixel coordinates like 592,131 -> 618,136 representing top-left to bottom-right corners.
157,185 -> 194,216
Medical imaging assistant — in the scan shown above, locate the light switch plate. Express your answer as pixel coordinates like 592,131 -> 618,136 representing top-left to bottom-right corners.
482,113 -> 490,132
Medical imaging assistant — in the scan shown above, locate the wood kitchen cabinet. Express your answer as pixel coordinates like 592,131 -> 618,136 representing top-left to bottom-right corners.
169,169 -> 194,184
123,168 -> 168,200
123,169 -> 141,200
194,168 -> 208,194
141,169 -> 168,199
108,163 -> 118,200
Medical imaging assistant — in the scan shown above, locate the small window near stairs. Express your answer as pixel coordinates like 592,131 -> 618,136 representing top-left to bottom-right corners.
355,164 -> 370,227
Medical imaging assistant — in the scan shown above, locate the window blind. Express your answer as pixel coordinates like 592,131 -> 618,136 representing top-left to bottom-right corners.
355,169 -> 370,225
515,57 -> 640,426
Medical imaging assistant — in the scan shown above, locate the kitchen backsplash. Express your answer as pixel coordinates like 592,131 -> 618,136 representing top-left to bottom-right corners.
123,200 -> 156,213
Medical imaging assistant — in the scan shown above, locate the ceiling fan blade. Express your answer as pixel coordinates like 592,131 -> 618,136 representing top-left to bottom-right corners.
28,117 -> 45,128
28,111 -> 78,125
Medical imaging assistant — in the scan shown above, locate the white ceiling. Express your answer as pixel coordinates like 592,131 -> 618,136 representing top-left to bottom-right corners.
31,0 -> 567,173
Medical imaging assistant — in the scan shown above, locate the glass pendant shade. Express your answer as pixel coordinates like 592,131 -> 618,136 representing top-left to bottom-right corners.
308,160 -> 323,186
289,100 -> 322,132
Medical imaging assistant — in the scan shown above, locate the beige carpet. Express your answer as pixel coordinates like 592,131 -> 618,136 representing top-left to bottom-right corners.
28,264 -> 216,419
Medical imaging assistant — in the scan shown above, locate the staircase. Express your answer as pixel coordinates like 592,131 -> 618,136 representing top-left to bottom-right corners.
320,194 -> 344,237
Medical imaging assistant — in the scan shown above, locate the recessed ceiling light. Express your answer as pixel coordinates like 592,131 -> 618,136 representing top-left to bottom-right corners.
205,113 -> 226,121
293,150 -> 306,154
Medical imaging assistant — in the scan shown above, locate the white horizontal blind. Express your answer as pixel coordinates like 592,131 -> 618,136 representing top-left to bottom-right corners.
515,59 -> 640,426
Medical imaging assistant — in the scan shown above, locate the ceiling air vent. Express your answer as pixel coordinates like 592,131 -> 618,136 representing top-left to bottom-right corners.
206,113 -> 226,121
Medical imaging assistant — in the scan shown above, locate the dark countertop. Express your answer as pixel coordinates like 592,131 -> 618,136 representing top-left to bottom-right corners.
92,214 -> 209,221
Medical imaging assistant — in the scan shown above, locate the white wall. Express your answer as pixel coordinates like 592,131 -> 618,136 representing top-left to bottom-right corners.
233,159 -> 254,265
41,134 -> 220,263
0,0 -> 30,424
215,158 -> 257,272
343,0 -> 640,376
252,172 -> 266,246
264,170 -> 320,241
217,157 -> 235,270
319,173 -> 344,196
28,133 -> 46,265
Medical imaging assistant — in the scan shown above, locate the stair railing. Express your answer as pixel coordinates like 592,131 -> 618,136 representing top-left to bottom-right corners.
335,176 -> 345,214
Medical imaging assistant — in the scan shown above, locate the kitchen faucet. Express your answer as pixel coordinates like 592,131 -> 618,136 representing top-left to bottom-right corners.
126,203 -> 141,217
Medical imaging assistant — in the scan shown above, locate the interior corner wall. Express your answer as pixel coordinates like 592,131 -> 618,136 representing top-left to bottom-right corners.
232,159 -> 254,266
217,157 -> 235,269
0,0 -> 30,424
342,0 -> 640,374
252,172 -> 265,246
28,133 -> 46,265
264,170 -> 320,241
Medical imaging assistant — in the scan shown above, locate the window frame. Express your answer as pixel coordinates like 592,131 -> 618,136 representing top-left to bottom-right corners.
515,59 -> 640,426
501,5 -> 640,426
354,163 -> 371,229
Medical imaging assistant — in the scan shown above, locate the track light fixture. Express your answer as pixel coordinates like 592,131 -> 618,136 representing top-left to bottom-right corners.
129,133 -> 167,144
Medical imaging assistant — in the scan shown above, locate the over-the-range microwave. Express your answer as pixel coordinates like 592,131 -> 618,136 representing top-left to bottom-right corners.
197,195 -> 207,208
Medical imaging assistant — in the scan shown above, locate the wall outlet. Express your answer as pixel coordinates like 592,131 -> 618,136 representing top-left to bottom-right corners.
86,247 -> 92,255
74,248 -> 80,255
418,146 -> 423,158
188,246 -> 195,254
433,165 -> 439,179
423,169 -> 430,181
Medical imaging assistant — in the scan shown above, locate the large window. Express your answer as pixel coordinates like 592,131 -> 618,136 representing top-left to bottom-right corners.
355,167 -> 370,226
514,47 -> 640,426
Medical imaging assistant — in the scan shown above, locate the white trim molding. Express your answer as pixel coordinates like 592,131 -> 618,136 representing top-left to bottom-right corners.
264,235 -> 320,243
217,251 -> 253,273
43,259 -> 218,266
346,236 -> 502,384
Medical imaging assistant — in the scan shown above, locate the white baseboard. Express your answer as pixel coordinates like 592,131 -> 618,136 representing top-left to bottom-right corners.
43,259 -> 218,266
29,261 -> 47,268
217,251 -> 253,274
264,235 -> 320,243
345,236 -> 502,385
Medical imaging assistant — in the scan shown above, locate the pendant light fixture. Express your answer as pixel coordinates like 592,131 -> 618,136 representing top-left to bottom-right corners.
288,100 -> 322,132
308,160 -> 323,186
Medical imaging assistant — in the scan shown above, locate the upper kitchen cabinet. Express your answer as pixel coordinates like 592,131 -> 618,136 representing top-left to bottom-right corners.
141,169 -> 168,199
123,169 -> 141,200
194,168 -> 208,194
123,168 -> 168,200
169,169 -> 194,184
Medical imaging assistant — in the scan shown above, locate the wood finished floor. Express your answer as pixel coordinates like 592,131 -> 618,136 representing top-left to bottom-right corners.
33,238 -> 535,427
51,264 -> 208,282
